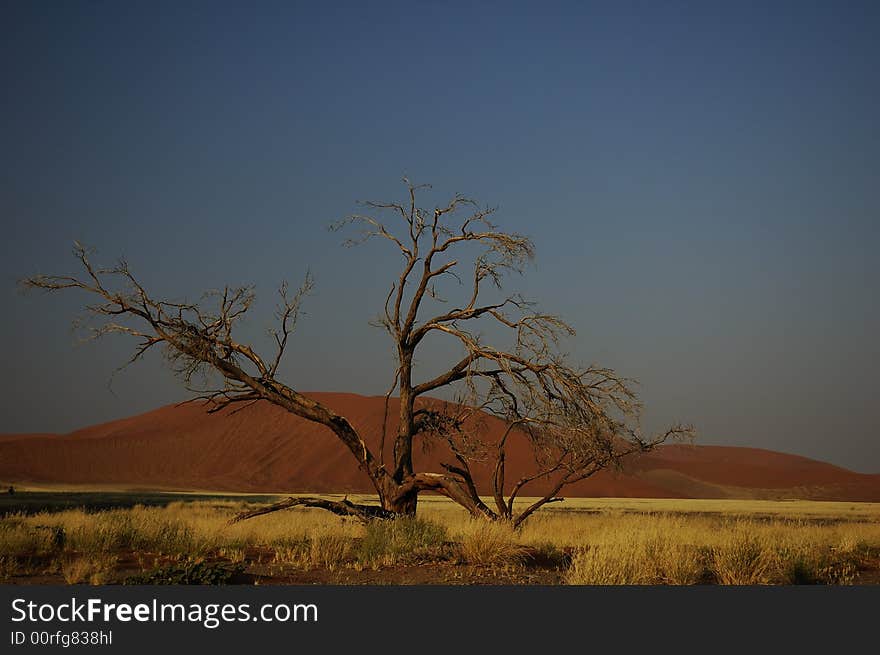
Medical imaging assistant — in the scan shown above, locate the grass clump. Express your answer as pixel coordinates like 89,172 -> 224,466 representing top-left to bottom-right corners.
566,539 -> 705,585
0,520 -> 62,556
272,537 -> 311,567
458,521 -> 527,567
357,517 -> 447,569
270,534 -> 353,570
710,530 -> 776,585
307,533 -> 353,570
61,553 -> 118,585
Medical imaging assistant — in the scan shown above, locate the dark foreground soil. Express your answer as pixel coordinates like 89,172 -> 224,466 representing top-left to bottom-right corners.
3,554 -> 566,585
6,547 -> 880,585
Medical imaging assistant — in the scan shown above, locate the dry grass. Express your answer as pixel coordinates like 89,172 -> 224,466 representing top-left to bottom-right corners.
356,516 -> 447,569
1,496 -> 878,584
61,553 -> 118,585
562,515 -> 875,585
564,516 -> 706,584
456,520 -> 527,566
308,533 -> 353,570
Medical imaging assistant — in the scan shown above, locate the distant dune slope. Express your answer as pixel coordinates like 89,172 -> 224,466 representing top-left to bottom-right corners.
1,392 -> 878,501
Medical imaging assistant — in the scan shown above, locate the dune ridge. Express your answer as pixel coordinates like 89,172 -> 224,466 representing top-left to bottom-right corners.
1,392 -> 878,501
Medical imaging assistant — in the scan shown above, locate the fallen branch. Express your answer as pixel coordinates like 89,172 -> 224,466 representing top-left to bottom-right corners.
228,496 -> 396,525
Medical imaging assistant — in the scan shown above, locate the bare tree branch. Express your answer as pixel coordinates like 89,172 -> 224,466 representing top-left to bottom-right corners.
23,180 -> 694,526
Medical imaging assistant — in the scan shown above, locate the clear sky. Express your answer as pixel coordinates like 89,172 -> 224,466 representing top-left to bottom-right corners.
2,1 -> 878,472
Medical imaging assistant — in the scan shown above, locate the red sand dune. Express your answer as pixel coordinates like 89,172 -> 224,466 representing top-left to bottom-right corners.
1,392 -> 878,501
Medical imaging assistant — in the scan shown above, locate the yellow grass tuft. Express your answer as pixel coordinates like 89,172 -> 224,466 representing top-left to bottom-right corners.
456,520 -> 527,567
61,553 -> 118,585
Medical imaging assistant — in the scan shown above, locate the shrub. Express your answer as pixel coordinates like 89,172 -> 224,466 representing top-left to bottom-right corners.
123,560 -> 243,585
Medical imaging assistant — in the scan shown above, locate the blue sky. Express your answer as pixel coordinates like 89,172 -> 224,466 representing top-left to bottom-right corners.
2,1 -> 878,471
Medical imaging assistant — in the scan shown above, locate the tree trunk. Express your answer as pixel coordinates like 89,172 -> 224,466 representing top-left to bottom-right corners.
392,354 -> 416,486
385,488 -> 418,516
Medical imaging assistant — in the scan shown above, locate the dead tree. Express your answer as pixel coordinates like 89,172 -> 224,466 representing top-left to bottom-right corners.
414,383 -> 692,528
22,179 -> 691,523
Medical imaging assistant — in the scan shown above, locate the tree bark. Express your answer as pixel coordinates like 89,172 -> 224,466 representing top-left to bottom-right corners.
385,487 -> 418,515
392,351 -> 417,513
229,496 -> 396,524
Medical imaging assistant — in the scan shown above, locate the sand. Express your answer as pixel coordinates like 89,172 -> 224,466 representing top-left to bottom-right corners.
1,392 -> 877,501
